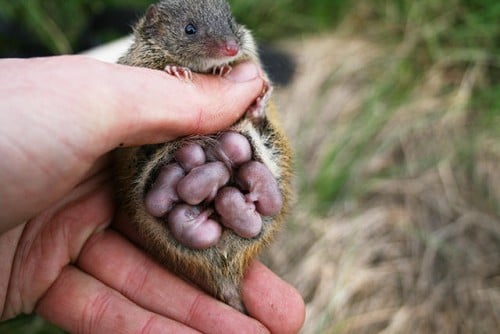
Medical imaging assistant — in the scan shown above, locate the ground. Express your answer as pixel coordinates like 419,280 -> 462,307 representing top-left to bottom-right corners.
263,34 -> 500,333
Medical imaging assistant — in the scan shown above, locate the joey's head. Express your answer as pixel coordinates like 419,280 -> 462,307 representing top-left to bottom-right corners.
136,0 -> 257,72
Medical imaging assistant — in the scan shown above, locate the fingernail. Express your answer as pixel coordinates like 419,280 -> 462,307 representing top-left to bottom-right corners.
225,62 -> 259,82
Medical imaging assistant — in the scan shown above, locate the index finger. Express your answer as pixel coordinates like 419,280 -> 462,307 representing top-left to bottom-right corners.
243,261 -> 306,334
106,60 -> 264,147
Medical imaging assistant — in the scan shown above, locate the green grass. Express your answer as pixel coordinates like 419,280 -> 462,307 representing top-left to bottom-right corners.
307,0 -> 500,214
312,57 -> 418,212
0,315 -> 65,334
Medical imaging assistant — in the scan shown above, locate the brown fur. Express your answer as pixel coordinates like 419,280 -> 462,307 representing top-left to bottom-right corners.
113,0 -> 292,312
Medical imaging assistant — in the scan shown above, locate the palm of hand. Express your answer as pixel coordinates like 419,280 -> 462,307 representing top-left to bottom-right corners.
1,165 -> 302,333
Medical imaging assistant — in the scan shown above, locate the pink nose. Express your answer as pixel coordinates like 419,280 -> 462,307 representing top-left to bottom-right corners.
223,40 -> 239,57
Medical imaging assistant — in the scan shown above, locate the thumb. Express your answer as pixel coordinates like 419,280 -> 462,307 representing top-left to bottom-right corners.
109,61 -> 264,147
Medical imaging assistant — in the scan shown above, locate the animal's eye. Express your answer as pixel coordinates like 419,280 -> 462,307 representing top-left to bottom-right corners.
185,23 -> 197,35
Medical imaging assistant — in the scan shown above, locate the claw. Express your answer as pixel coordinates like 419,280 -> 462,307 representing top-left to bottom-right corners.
212,64 -> 233,77
164,65 -> 193,82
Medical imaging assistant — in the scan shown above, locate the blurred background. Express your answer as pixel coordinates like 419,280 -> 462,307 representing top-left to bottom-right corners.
1,0 -> 499,333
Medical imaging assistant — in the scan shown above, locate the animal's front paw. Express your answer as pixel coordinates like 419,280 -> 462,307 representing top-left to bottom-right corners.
144,132 -> 282,249
247,80 -> 273,121
164,65 -> 193,81
212,64 -> 233,76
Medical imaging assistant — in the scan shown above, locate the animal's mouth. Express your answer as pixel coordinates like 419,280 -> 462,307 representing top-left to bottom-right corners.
195,54 -> 240,74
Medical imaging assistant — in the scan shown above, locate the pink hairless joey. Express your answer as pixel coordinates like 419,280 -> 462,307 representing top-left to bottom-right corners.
213,131 -> 253,167
167,204 -> 222,249
237,161 -> 282,217
177,161 -> 230,205
144,164 -> 184,217
215,186 -> 263,238
174,142 -> 206,172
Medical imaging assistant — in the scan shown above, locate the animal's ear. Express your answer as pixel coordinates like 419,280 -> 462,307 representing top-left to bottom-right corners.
145,4 -> 159,24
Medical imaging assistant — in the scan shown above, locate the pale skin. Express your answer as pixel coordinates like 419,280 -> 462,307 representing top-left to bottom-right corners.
0,56 -> 305,333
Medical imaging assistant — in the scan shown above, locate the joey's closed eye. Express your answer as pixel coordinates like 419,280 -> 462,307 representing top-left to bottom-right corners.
185,23 -> 197,35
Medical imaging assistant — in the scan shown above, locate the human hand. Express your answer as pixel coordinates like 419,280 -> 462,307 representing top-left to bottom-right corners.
0,56 -> 305,333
